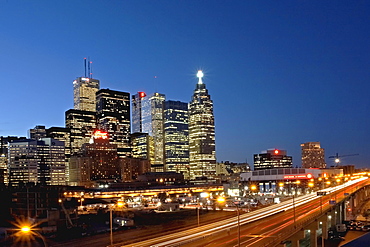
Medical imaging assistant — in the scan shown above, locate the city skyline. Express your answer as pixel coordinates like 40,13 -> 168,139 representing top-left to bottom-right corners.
1,1 -> 369,167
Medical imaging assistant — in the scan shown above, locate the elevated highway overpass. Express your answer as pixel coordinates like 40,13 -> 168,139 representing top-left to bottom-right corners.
117,177 -> 370,247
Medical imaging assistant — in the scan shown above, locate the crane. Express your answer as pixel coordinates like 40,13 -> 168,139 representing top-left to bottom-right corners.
328,153 -> 359,165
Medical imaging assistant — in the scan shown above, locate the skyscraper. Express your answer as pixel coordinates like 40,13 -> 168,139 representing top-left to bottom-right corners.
254,149 -> 293,170
189,71 -> 216,180
301,142 -> 326,168
73,77 -> 100,112
65,109 -> 96,155
141,92 -> 166,166
96,89 -> 131,150
131,92 -> 146,133
164,100 -> 189,179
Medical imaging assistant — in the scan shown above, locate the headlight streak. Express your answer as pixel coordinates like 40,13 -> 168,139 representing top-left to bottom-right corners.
119,178 -> 367,247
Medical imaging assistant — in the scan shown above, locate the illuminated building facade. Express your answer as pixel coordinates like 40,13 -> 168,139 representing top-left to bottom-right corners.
46,127 -> 71,180
65,109 -> 96,155
131,132 -> 154,162
69,130 -> 120,187
120,157 -> 151,182
301,142 -> 326,168
131,92 -> 146,133
141,92 -> 166,166
8,138 -> 66,186
46,127 -> 71,157
254,149 -> 293,170
1,136 -> 27,185
96,89 -> 131,150
163,100 -> 189,179
29,125 -> 47,140
73,77 -> 100,112
189,71 -> 216,180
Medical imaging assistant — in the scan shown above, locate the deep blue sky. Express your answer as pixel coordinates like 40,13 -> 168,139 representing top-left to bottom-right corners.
1,1 -> 369,168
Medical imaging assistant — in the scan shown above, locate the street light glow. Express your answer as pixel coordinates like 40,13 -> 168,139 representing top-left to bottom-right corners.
21,226 -> 31,233
217,197 -> 225,203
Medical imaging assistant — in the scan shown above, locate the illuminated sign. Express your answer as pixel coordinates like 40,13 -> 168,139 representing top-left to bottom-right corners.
81,77 -> 89,82
93,130 -> 108,139
138,92 -> 146,98
283,174 -> 314,180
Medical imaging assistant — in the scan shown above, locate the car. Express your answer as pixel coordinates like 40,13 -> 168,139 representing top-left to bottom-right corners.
362,225 -> 370,231
355,222 -> 364,230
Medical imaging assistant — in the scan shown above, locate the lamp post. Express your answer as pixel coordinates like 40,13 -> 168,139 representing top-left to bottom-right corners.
197,192 -> 210,227
110,201 -> 125,247
217,197 -> 240,247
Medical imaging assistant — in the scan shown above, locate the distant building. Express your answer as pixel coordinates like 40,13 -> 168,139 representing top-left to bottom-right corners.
69,130 -> 120,187
1,136 -> 27,185
28,125 -> 47,140
254,149 -> 293,170
301,142 -> 326,168
65,109 -> 96,155
8,138 -> 66,186
163,100 -> 189,179
141,92 -> 166,167
131,132 -> 153,162
96,89 -> 131,151
46,127 -> 71,181
131,92 -> 146,133
137,172 -> 185,186
217,161 -> 251,175
46,127 -> 71,157
189,71 -> 216,180
73,77 -> 100,112
0,154 -> 7,185
119,157 -> 151,182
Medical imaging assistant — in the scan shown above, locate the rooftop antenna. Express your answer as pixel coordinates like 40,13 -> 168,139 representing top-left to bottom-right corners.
84,58 -> 87,77
90,61 -> 93,78
154,75 -> 158,93
88,57 -> 90,79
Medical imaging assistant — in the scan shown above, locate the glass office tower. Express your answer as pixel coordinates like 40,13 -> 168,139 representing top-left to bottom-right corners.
164,100 -> 189,179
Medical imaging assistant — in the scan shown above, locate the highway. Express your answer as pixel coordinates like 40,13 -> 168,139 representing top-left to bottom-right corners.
119,177 -> 369,247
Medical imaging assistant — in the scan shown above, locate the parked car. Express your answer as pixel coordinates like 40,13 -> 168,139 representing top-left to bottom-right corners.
355,222 -> 364,231
362,225 -> 370,231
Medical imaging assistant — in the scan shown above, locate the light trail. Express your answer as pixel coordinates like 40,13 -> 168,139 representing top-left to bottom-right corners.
118,177 -> 368,247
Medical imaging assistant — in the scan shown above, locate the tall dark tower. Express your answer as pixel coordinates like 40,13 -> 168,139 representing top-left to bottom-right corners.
96,89 -> 131,152
188,70 -> 216,180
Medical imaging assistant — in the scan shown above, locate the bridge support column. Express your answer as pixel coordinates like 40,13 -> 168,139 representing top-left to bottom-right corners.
287,229 -> 305,247
319,215 -> 329,240
307,220 -> 319,247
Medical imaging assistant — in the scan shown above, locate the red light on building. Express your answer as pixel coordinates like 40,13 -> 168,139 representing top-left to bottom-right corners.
93,130 -> 108,139
139,92 -> 146,98
274,149 -> 279,155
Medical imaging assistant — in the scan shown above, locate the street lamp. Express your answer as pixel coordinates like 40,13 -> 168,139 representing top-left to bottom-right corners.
197,192 -> 209,226
110,201 -> 125,247
13,221 -> 47,247
217,197 -> 240,247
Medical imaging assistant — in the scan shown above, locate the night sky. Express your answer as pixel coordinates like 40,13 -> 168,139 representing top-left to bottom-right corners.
1,1 -> 369,168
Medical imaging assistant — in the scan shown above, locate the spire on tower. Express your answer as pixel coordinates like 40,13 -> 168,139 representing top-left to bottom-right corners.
197,70 -> 204,84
